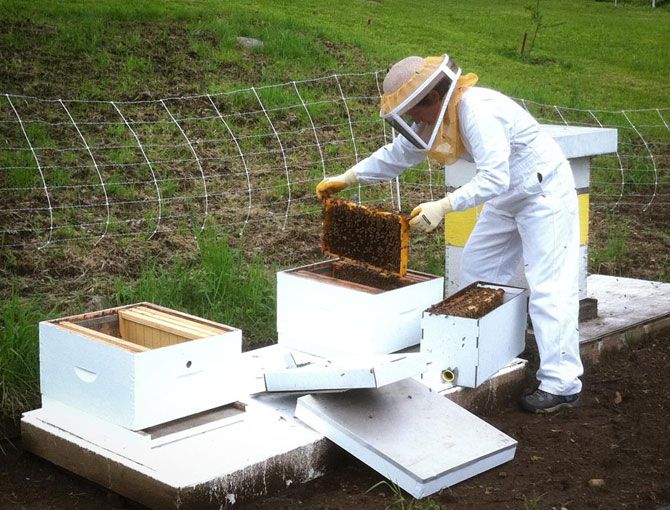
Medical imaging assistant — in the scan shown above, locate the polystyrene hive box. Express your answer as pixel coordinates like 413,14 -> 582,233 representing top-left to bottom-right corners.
277,260 -> 444,358
420,282 -> 528,388
39,302 -> 242,430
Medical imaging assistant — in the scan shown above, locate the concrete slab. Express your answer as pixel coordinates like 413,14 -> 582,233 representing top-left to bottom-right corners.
22,389 -> 330,509
295,379 -> 517,499
21,275 -> 670,508
581,275 -> 670,341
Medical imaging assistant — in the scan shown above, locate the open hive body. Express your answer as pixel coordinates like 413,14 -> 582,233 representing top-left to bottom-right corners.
39,303 -> 242,430
421,282 -> 528,388
277,260 -> 443,358
278,199 -> 441,360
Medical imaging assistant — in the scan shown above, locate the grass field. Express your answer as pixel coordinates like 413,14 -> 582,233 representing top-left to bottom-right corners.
0,0 -> 668,427
1,0 -> 668,107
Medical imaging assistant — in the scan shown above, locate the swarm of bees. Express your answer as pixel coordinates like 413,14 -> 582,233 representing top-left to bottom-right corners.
321,198 -> 409,277
330,261 -> 410,291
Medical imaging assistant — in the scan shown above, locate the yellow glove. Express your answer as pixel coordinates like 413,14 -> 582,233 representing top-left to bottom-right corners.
316,168 -> 358,200
409,195 -> 453,232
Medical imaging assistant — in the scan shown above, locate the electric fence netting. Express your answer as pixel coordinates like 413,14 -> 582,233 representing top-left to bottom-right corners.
1,73 -> 668,248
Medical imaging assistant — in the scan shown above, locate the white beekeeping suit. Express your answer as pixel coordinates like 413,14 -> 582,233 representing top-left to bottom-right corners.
317,55 -> 583,412
354,86 -> 582,396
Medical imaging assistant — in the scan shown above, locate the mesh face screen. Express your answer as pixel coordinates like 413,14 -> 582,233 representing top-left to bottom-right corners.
387,118 -> 425,149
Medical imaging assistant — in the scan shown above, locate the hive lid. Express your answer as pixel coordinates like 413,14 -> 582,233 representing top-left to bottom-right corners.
321,199 -> 409,277
263,351 -> 431,392
295,378 -> 517,498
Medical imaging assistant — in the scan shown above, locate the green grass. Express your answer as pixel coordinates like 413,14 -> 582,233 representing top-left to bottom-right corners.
590,216 -> 631,272
113,230 -> 276,347
0,0 -> 667,426
0,296 -> 43,425
411,233 -> 445,277
367,480 -> 441,510
106,171 -> 138,199
523,492 -> 546,510
0,0 -> 667,108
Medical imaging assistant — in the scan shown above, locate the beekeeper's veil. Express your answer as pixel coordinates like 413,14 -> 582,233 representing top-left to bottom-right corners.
380,54 -> 478,165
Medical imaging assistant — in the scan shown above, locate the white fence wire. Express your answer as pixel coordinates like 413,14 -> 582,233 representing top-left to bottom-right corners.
1,72 -> 668,248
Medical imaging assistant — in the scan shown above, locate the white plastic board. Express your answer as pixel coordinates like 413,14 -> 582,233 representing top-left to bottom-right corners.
295,379 -> 517,499
264,351 -> 432,392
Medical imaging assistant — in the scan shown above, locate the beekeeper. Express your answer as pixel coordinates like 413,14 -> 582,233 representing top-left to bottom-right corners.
316,55 -> 582,413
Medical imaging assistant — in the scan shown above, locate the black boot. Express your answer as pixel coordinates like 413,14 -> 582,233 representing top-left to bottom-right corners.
520,389 -> 580,413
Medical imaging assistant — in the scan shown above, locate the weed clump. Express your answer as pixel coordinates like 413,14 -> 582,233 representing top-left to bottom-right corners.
0,296 -> 42,426
113,230 -> 275,348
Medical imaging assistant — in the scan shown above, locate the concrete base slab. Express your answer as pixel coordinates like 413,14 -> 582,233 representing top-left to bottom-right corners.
22,394 -> 329,509
295,379 -> 517,499
581,275 -> 669,342
21,275 -> 670,507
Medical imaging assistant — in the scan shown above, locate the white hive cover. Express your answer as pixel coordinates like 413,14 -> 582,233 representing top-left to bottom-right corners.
264,351 -> 431,392
295,378 -> 517,499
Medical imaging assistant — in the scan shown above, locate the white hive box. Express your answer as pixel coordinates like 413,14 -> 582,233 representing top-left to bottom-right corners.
39,303 -> 242,430
277,260 -> 443,358
421,282 -> 528,388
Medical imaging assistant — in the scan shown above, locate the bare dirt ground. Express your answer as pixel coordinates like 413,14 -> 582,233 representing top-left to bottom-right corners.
1,334 -> 668,510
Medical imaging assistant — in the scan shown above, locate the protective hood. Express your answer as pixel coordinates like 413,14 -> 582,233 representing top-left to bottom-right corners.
380,54 -> 478,165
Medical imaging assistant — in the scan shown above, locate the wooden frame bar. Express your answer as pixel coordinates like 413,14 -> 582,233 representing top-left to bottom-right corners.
53,303 -> 231,351
57,321 -> 148,353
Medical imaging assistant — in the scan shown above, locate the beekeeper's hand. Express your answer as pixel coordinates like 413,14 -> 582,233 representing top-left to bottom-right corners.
316,168 -> 358,200
409,195 -> 453,232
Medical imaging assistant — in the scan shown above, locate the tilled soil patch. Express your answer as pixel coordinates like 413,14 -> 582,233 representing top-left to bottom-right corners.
1,335 -> 668,510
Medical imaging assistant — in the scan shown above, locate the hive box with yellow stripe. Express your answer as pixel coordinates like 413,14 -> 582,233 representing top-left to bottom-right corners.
39,303 -> 242,430
442,124 -> 618,297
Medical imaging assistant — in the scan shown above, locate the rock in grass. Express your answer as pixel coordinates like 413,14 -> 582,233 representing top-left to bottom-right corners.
237,37 -> 263,49
588,478 -> 606,488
